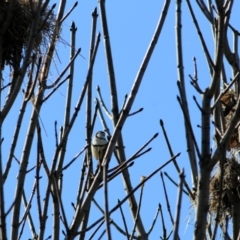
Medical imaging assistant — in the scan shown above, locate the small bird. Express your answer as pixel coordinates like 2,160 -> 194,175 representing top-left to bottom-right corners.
91,131 -> 108,161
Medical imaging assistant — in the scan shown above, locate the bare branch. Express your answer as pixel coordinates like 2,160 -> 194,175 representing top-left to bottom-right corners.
159,204 -> 168,240
103,161 -> 112,240
118,199 -> 129,238
129,178 -> 145,240
186,1 -> 215,73
96,85 -> 112,119
173,170 -> 185,240
45,48 -> 80,89
163,172 -> 189,196
59,2 -> 78,24
159,119 -> 193,198
59,146 -> 88,172
193,96 -> 203,112
175,0 -> 198,188
147,204 -> 161,237
128,108 -> 143,117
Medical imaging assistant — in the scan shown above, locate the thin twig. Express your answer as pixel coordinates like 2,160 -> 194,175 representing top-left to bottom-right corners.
193,96 -> 203,112
88,220 -> 105,240
59,145 -> 88,172
103,160 -> 112,240
186,0 -> 215,73
128,108 -> 143,117
159,204 -> 167,240
118,199 -> 129,238
60,1 -> 78,23
129,178 -> 145,240
0,82 -> 11,91
43,75 -> 71,103
177,94 -> 201,161
96,85 -> 112,119
18,184 -> 37,240
37,3 -> 57,33
35,134 -> 43,226
119,94 -> 128,115
147,204 -> 161,236
176,0 -> 198,188
52,172 -> 69,231
163,172 -> 189,196
98,162 -> 134,190
92,198 -> 132,238
45,48 -> 80,89
107,133 -> 156,176
189,57 -> 204,94
160,172 -> 174,224
159,119 -> 193,198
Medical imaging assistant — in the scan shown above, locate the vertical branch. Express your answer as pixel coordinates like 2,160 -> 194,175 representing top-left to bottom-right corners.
3,71 -> 35,181
160,172 -> 174,224
233,31 -> 239,85
36,120 -> 50,240
79,9 -> 98,240
208,3 -> 226,96
57,21 -> 77,179
98,0 -> 119,124
0,137 -> 5,240
175,0 -> 198,188
118,199 -> 129,237
103,162 -> 112,240
86,7 -> 98,165
129,180 -> 144,240
195,2 -> 226,240
173,170 -> 184,240
158,204 -> 167,239
159,119 -> 194,199
186,0 -> 214,74
98,0 -> 127,175
19,182 -> 37,240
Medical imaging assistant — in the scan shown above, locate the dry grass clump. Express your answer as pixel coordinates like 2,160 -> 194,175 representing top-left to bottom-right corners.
0,0 -> 56,69
209,158 -> 240,221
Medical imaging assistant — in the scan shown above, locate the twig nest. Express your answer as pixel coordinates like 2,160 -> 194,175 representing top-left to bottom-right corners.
220,90 -> 239,150
209,158 -> 240,220
0,0 -> 56,69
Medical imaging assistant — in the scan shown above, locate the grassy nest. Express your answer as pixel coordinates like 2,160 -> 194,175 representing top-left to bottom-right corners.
209,158 -> 240,221
0,0 -> 56,69
220,90 -> 239,150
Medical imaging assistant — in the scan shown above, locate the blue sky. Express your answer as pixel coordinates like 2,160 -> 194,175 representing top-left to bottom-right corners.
2,1 -> 240,239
